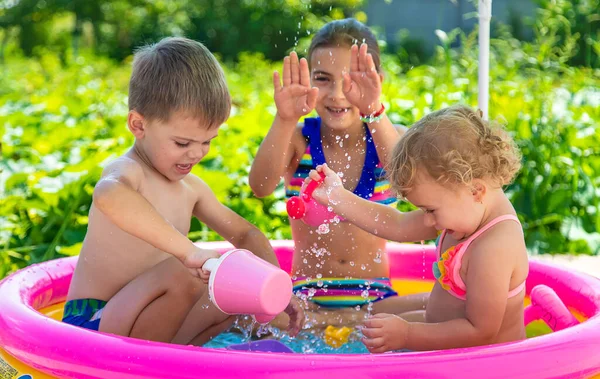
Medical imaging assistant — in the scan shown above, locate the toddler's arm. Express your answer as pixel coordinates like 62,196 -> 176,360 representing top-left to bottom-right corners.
309,165 -> 437,243
249,51 -> 318,197
93,157 -> 216,269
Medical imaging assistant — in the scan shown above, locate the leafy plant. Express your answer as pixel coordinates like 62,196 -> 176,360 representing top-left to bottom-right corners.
1,15 -> 599,279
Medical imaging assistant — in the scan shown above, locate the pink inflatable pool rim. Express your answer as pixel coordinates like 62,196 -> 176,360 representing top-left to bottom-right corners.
1,240 -> 599,379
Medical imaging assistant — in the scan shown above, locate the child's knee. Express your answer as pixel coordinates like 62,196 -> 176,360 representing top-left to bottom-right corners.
160,257 -> 206,305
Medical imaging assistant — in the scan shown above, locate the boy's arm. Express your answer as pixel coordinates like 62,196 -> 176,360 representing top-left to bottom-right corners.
249,118 -> 303,198
330,188 -> 437,243
191,176 -> 279,267
93,157 -> 202,263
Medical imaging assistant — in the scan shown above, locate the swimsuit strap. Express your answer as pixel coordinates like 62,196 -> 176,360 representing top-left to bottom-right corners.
507,281 -> 527,298
447,215 -> 522,296
302,117 -> 321,143
306,118 -> 379,199
461,214 -> 521,247
436,230 -> 448,259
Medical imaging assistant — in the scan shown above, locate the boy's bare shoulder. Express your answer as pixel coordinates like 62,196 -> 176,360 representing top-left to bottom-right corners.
102,155 -> 144,177
100,155 -> 145,189
183,173 -> 213,194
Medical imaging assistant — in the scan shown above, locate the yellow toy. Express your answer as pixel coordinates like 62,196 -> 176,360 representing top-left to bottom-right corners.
324,325 -> 352,348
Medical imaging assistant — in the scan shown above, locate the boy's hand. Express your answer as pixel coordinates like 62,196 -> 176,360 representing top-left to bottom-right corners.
283,296 -> 305,337
361,313 -> 409,353
306,164 -> 344,206
183,247 -> 221,283
342,43 -> 382,116
273,51 -> 319,122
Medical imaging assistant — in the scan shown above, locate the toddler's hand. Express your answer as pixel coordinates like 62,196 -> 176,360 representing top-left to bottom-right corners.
306,164 -> 344,206
283,296 -> 305,337
184,247 -> 221,283
342,43 -> 382,116
273,51 -> 319,122
361,313 -> 408,353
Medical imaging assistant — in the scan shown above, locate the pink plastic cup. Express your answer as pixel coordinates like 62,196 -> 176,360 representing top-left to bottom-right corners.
286,171 -> 342,227
202,249 -> 292,324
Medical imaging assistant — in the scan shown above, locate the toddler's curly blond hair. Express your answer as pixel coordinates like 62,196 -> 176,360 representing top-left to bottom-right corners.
388,105 -> 522,197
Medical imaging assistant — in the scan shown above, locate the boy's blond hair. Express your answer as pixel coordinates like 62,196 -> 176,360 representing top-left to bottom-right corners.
389,105 -> 522,197
129,37 -> 231,129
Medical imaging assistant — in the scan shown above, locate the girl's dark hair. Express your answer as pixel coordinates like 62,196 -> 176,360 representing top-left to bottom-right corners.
308,18 -> 381,72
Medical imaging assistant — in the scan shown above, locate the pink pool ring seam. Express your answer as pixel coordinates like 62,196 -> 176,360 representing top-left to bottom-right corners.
1,241 -> 600,379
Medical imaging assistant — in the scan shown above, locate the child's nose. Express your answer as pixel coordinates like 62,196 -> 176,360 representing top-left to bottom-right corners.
329,79 -> 345,99
424,214 -> 436,228
187,146 -> 206,160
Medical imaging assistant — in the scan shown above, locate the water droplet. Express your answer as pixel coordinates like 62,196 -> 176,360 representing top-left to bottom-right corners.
317,223 -> 330,234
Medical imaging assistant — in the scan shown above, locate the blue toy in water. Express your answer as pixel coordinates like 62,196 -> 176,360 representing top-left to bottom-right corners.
226,340 -> 293,353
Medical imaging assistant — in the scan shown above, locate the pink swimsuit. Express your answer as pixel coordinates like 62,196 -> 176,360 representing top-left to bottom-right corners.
432,214 -> 526,300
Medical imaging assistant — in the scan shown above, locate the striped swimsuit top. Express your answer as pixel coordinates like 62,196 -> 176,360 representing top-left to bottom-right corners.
285,117 -> 397,206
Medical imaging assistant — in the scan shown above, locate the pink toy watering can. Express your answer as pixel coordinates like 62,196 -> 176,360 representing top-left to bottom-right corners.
286,171 -> 342,227
202,249 -> 292,324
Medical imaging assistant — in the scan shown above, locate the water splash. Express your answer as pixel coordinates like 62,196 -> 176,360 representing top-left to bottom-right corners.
316,223 -> 330,235
373,249 -> 382,264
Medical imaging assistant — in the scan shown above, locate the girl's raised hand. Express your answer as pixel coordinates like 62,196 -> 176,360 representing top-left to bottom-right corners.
273,51 -> 319,122
342,43 -> 382,116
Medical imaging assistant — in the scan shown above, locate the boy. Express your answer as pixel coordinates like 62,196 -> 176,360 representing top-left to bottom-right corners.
63,37 -> 303,345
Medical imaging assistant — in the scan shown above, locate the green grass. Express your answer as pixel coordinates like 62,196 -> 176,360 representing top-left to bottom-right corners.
1,27 -> 599,278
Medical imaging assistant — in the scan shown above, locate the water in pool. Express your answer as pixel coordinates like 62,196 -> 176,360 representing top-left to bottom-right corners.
204,316 -> 369,354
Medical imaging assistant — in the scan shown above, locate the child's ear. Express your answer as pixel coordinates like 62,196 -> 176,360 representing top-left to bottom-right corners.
471,180 -> 487,203
127,111 -> 146,139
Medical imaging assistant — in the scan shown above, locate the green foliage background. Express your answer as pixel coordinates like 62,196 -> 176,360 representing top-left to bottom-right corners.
1,2 -> 600,279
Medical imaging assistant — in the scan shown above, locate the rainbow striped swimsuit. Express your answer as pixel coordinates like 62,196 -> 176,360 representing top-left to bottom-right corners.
292,277 -> 397,308
285,117 -> 397,205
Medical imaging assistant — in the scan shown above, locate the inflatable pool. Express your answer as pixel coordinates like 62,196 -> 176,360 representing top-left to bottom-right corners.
1,241 -> 600,379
